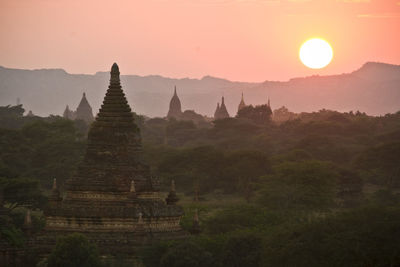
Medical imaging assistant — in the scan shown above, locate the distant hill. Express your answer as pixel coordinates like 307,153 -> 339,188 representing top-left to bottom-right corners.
0,62 -> 399,117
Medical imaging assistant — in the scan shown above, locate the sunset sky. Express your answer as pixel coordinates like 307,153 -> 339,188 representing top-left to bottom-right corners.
0,0 -> 399,82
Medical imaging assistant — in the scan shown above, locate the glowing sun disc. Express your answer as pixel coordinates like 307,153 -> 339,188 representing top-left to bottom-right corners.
299,38 -> 333,69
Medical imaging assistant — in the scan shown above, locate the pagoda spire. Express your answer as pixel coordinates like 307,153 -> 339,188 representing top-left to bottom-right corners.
75,92 -> 94,123
167,86 -> 182,119
217,96 -> 230,119
238,92 -> 246,112
191,209 -> 201,235
214,102 -> 220,119
110,62 -> 120,85
23,209 -> 33,236
49,178 -> 61,206
128,180 -> 137,201
66,62 -> 147,194
166,180 -> 179,205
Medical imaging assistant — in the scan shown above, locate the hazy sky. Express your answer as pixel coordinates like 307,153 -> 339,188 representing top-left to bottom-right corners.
0,0 -> 399,81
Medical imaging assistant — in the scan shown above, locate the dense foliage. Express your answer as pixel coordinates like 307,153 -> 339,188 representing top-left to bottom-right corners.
1,104 -> 400,266
46,233 -> 102,267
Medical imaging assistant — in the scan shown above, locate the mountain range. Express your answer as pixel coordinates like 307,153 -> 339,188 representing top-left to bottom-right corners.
0,62 -> 399,117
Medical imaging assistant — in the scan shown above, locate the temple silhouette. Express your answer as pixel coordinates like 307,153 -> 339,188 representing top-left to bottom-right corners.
63,92 -> 94,124
37,63 -> 185,256
214,96 -> 230,120
238,92 -> 246,112
166,87 -> 206,124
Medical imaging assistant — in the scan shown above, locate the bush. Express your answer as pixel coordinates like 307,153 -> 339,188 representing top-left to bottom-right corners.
47,233 -> 102,267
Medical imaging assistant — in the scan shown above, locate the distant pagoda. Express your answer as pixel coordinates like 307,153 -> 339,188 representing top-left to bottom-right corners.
214,102 -> 220,118
38,63 -> 185,256
214,96 -> 230,120
75,92 -> 94,123
63,93 -> 94,124
237,92 -> 246,113
167,86 -> 182,119
63,105 -> 74,120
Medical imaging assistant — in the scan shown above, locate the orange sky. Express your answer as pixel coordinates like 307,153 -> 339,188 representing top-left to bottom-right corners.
0,0 -> 399,81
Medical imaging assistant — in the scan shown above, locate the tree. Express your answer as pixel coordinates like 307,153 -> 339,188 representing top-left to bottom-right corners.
47,233 -> 102,267
223,150 -> 271,201
219,232 -> 264,267
263,206 -> 400,267
0,177 -> 44,210
236,104 -> 272,124
355,141 -> 400,187
160,241 -> 213,267
258,160 -> 337,212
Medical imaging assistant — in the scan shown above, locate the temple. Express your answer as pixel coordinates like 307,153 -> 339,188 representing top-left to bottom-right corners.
166,87 -> 206,124
38,63 -> 185,257
63,93 -> 94,124
75,92 -> 94,123
214,96 -> 230,120
167,86 -> 182,119
237,92 -> 246,113
63,105 -> 74,120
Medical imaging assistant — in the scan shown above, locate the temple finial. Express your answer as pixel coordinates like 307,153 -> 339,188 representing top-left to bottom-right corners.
49,178 -> 62,205
166,180 -> 179,205
171,180 -> 176,192
130,180 -> 136,193
110,63 -> 120,84
52,178 -> 57,190
24,209 -> 32,226
174,86 -> 177,95
111,62 -> 119,73
23,209 -> 33,236
127,180 -> 137,201
191,209 -> 201,235
136,212 -> 145,232
138,212 -> 143,224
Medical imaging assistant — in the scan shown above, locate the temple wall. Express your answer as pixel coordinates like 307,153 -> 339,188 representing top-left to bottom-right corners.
65,191 -> 159,201
46,215 -> 182,232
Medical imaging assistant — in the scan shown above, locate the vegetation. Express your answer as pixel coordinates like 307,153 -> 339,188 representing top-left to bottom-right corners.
1,104 -> 400,266
46,233 -> 102,267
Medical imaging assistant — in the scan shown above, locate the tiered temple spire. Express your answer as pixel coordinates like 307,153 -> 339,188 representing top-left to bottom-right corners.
214,103 -> 220,118
167,86 -> 182,119
214,96 -> 230,120
238,92 -> 246,113
40,63 -> 185,256
63,93 -> 94,124
75,92 -> 94,123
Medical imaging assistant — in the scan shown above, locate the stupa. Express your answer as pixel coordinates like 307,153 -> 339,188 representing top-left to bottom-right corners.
167,86 -> 182,119
75,92 -> 94,123
214,96 -> 230,120
237,92 -> 246,113
38,63 -> 185,256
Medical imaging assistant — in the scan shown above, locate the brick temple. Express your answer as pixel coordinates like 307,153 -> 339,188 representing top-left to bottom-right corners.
37,63 -> 185,256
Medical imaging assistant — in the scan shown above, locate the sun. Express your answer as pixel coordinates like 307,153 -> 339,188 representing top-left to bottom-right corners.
299,38 -> 333,69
